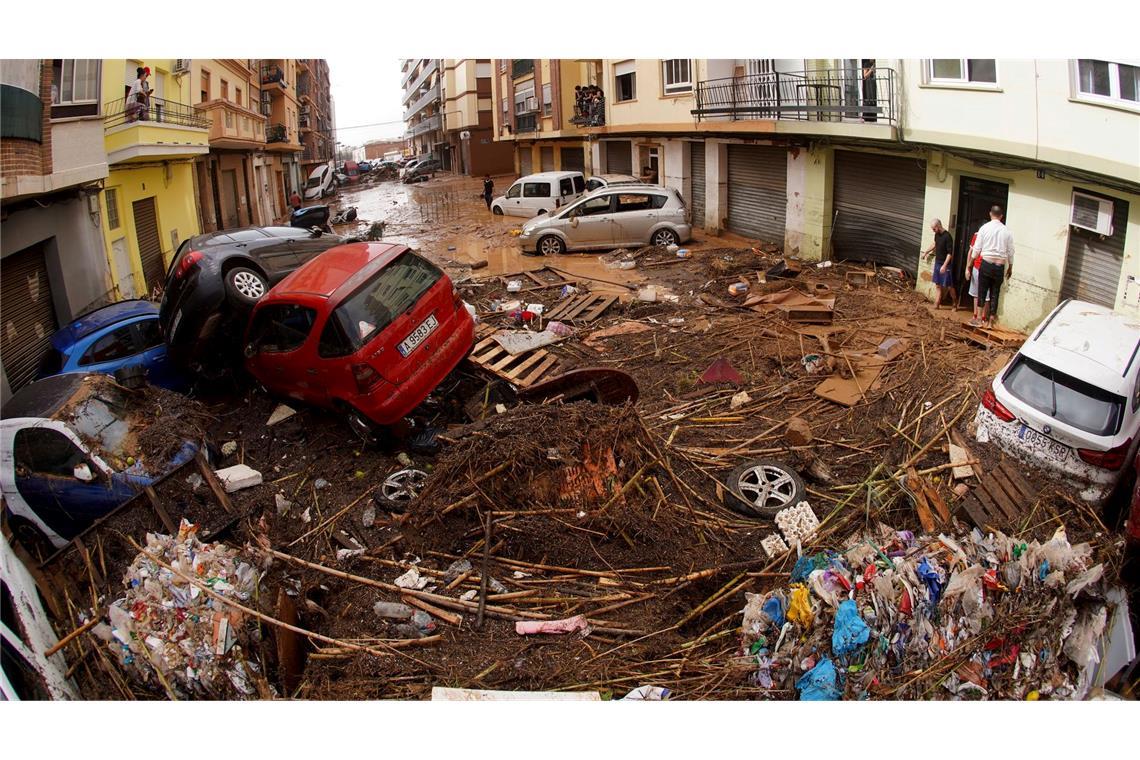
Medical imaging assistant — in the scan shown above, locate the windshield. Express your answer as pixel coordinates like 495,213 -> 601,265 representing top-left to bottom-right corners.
305,174 -> 324,189
320,251 -> 442,356
1003,355 -> 1125,436
66,384 -> 132,457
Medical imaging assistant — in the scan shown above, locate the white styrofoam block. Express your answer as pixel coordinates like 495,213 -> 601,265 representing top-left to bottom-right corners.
214,464 -> 263,493
761,533 -> 790,558
775,501 -> 820,546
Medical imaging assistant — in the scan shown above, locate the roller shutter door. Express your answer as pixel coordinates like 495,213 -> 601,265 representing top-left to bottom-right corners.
518,148 -> 532,176
833,151 -> 926,276
560,146 -> 585,172
1060,195 -> 1128,308
540,146 -> 555,172
606,140 -> 632,175
689,142 -> 706,228
726,144 -> 787,244
131,197 -> 165,295
1,242 -> 58,393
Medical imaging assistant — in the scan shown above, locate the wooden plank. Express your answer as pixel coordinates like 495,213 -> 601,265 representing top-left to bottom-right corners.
959,495 -> 994,531
489,349 -> 526,372
996,459 -> 1037,500
980,474 -> 1021,524
906,467 -> 937,533
546,295 -> 589,321
518,354 -> 560,387
924,483 -> 952,524
973,481 -> 1012,526
143,486 -> 178,534
196,451 -> 235,514
580,295 -> 617,321
989,470 -> 1032,519
503,350 -> 549,380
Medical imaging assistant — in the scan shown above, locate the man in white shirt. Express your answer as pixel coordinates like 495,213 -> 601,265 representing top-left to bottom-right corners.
968,205 -> 1014,328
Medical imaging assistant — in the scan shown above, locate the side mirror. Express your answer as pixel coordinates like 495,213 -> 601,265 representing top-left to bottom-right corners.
570,217 -> 580,228
310,226 -> 323,237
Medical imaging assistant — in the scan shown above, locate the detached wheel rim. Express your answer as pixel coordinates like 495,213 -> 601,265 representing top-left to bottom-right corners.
539,236 -> 562,255
232,271 -> 265,299
735,464 -> 797,511
381,468 -> 429,502
347,411 -> 375,441
653,229 -> 677,246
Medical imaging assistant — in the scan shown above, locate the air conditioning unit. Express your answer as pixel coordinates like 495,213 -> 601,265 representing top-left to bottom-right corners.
1071,192 -> 1114,236
173,59 -> 191,74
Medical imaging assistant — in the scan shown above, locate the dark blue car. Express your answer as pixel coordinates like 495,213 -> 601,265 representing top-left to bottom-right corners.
38,300 -> 186,391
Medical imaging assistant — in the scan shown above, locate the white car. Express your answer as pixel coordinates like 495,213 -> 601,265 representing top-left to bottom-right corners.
585,173 -> 641,192
490,171 -> 586,218
975,299 -> 1140,503
303,164 -> 336,200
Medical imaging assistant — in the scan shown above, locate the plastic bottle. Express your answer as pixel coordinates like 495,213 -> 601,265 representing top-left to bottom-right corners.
373,602 -> 414,620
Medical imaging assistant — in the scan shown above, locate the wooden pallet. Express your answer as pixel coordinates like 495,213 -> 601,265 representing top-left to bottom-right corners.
469,324 -> 560,388
499,267 -> 576,293
958,458 -> 1039,530
958,323 -> 1026,349
544,293 -> 618,323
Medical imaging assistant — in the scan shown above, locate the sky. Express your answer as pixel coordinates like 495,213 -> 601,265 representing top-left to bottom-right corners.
326,57 -> 406,147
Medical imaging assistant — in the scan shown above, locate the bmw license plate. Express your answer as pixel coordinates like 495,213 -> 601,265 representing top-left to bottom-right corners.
398,313 -> 438,357
1017,423 -> 1070,461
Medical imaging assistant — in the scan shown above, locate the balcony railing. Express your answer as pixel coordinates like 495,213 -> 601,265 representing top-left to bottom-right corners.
260,65 -> 287,88
515,113 -> 538,133
266,123 -> 288,143
403,83 -> 441,121
403,60 -> 439,101
692,67 -> 897,125
512,59 -> 535,79
409,114 -> 441,137
103,96 -> 209,130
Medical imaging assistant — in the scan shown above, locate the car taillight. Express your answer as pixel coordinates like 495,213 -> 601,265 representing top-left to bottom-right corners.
981,388 -> 1015,422
352,363 -> 383,394
1077,438 -> 1133,471
175,250 -> 203,280
452,285 -> 463,311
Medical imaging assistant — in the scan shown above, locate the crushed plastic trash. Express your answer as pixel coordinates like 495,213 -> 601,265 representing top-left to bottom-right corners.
515,615 -> 591,636
314,478 -> 330,490
796,658 -> 840,700
831,600 -> 870,656
622,685 -> 671,700
394,567 -> 430,590
186,472 -> 204,490
275,492 -> 292,516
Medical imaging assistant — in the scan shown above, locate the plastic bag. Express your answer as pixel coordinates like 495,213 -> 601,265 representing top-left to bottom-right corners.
788,584 -> 814,628
917,557 -> 945,606
762,594 -> 786,628
832,599 -> 870,656
796,657 -> 841,701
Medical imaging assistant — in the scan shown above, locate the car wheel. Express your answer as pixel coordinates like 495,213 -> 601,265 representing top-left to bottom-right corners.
723,459 -> 806,518
374,468 -> 430,511
492,206 -> 504,216
224,267 -> 268,307
338,402 -> 381,444
538,235 -> 566,256
652,228 -> 679,247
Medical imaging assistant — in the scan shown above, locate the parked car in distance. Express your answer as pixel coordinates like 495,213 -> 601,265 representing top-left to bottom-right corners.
304,163 -> 336,200
243,242 -> 475,440
1,374 -> 204,549
358,161 -> 373,174
518,184 -> 692,255
399,156 -> 434,179
159,225 -> 346,374
491,171 -> 587,218
403,159 -> 440,184
37,300 -> 185,391
585,173 -> 641,192
975,299 -> 1140,504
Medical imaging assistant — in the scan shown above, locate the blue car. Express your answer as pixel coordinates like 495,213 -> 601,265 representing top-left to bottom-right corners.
38,300 -> 186,391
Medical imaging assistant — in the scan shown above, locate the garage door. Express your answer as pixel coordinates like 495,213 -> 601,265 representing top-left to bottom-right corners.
690,142 -> 706,228
560,146 -> 585,172
1061,194 -> 1129,308
540,146 -> 555,172
518,147 -> 532,176
726,144 -> 787,244
132,197 -> 165,295
606,141 -> 632,175
833,150 -> 926,276
1,242 -> 58,393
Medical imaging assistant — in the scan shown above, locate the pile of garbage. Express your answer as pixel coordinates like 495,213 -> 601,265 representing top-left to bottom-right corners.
97,520 -> 266,699
740,522 -> 1124,700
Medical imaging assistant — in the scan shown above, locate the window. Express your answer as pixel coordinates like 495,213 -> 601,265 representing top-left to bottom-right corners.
572,196 -> 613,217
105,188 -> 120,230
200,70 -> 211,103
1075,60 -> 1139,106
249,304 -> 317,354
662,59 -> 692,94
559,177 -> 573,197
514,86 -> 535,114
235,87 -> 242,107
506,183 -> 522,199
615,61 -> 637,102
542,83 -> 552,115
1002,355 -> 1124,437
13,428 -> 87,478
615,194 -> 656,213
50,59 -> 100,117
221,79 -> 229,101
927,59 -> 997,85
79,327 -> 137,366
523,182 -> 551,198
134,319 -> 163,351
572,176 -> 585,194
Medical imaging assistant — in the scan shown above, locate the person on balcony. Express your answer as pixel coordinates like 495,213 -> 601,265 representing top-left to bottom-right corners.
126,66 -> 152,122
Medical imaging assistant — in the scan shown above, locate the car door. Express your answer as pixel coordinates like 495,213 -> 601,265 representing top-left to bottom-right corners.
521,181 -> 553,216
130,316 -> 181,390
611,192 -> 656,246
565,194 -> 617,248
267,227 -> 338,272
233,228 -> 299,278
504,182 -> 524,216
74,323 -> 140,377
245,302 -> 323,404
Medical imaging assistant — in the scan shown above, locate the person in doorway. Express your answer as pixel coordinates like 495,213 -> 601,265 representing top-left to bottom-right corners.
640,165 -> 658,184
921,219 -> 955,309
289,190 -> 302,211
963,232 -> 988,322
482,174 -> 495,210
970,206 -> 1015,328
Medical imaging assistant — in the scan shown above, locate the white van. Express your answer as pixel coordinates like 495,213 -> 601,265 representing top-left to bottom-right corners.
303,163 -> 336,200
491,171 -> 586,218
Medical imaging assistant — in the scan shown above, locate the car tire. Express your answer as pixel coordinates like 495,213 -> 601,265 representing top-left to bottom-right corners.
224,267 -> 268,307
492,206 -> 504,216
538,235 -> 566,256
652,228 -> 679,247
723,459 -> 806,518
337,402 -> 381,444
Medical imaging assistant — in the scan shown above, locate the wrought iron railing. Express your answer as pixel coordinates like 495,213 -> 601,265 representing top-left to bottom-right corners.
103,96 -> 209,130
569,94 -> 605,127
266,123 -> 288,143
516,113 -> 538,133
692,68 -> 897,125
512,59 -> 534,78
261,65 -> 286,87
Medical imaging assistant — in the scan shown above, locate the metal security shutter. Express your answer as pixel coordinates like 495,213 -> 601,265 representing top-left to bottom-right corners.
1,242 -> 58,392
540,146 -> 555,172
519,148 -> 532,176
690,142 -> 706,228
560,146 -> 584,172
833,150 -> 926,276
132,197 -> 165,295
726,144 -> 787,244
606,140 -> 632,175
1061,195 -> 1128,308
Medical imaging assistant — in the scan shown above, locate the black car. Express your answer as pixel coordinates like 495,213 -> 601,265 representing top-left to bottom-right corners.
403,160 -> 440,184
159,225 -> 345,374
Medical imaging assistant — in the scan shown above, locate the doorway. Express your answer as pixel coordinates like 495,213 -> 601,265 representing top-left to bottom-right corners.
131,197 -> 165,295
953,176 -> 1009,308
221,169 -> 240,228
638,145 -> 660,184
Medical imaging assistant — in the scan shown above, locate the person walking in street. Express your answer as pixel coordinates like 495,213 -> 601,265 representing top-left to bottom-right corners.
922,218 -> 955,309
970,206 -> 1014,328
289,190 -> 302,211
482,174 -> 495,210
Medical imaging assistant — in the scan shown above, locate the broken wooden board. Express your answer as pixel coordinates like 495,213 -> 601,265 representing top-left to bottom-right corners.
469,331 -> 560,389
957,323 -> 1027,349
519,367 -> 639,406
544,293 -> 618,323
499,267 -> 576,293
949,444 -> 975,480
778,303 -> 834,324
906,467 -> 938,533
812,355 -> 888,407
958,458 -> 1040,531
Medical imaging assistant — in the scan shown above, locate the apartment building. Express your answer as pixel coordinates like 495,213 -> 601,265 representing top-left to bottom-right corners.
363,138 -> 405,160
260,59 -> 305,210
299,59 -> 334,179
402,59 -> 444,160
510,58 -> 1138,332
440,59 -> 513,176
1,59 -> 112,400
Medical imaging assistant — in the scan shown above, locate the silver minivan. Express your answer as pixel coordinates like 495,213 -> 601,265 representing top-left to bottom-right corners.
518,184 -> 692,255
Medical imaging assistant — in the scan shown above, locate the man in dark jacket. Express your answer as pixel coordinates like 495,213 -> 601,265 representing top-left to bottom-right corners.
482,175 -> 495,210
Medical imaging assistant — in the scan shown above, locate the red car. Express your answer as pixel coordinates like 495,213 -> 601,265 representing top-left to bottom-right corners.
243,242 -> 474,438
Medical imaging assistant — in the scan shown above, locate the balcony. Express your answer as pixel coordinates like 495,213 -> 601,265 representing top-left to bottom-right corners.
402,60 -> 439,101
201,99 -> 266,149
515,113 -> 538,133
265,122 -> 302,152
260,64 -> 287,90
409,114 -> 442,137
692,67 -> 898,126
512,59 -> 535,79
102,96 -> 210,164
403,83 -> 441,121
